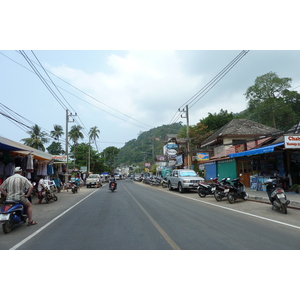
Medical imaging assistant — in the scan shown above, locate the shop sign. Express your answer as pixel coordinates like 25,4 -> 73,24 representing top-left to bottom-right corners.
166,143 -> 178,149
80,166 -> 87,172
197,153 -> 209,161
235,143 -> 247,153
145,162 -> 151,167
284,135 -> 300,148
52,155 -> 68,162
176,154 -> 183,166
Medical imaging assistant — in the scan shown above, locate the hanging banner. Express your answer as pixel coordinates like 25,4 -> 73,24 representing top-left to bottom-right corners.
197,153 -> 209,161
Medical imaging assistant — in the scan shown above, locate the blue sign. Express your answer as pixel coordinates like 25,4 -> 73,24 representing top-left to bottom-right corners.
166,143 -> 178,149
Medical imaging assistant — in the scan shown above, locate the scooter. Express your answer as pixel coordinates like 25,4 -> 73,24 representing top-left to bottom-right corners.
264,179 -> 290,214
214,177 -> 232,202
0,199 -> 28,234
161,178 -> 168,188
197,178 -> 218,198
109,182 -> 116,192
71,183 -> 78,194
150,177 -> 161,186
227,177 -> 248,204
44,187 -> 58,203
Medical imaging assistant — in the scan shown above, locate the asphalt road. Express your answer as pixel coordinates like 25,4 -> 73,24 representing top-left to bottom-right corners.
1,179 -> 300,250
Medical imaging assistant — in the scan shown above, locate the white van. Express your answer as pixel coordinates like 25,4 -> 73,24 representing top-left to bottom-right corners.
86,174 -> 102,188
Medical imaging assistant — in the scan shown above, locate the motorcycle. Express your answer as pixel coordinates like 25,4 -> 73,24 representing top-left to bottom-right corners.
71,183 -> 78,194
109,182 -> 116,192
264,179 -> 290,214
0,199 -> 27,234
44,187 -> 58,203
227,177 -> 248,204
214,177 -> 232,202
150,177 -> 161,186
161,178 -> 168,188
197,178 -> 218,198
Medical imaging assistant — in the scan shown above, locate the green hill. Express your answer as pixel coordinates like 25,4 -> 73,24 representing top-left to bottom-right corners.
114,123 -> 183,167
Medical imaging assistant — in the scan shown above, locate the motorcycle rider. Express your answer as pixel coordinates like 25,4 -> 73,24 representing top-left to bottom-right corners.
109,174 -> 117,189
0,167 -> 37,226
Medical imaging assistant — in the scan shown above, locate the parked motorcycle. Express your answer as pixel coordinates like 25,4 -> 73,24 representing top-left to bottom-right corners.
197,178 -> 218,198
109,182 -> 116,192
44,187 -> 58,203
227,177 -> 248,204
264,179 -> 290,214
0,199 -> 27,234
214,177 -> 232,202
161,178 -> 168,188
150,177 -> 161,186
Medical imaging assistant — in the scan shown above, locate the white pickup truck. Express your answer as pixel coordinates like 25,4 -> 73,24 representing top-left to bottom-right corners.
167,169 -> 204,193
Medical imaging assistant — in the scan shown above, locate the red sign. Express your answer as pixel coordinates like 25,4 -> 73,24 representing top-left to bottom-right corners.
235,144 -> 247,153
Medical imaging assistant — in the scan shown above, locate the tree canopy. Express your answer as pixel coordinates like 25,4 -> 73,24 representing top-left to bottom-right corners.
21,124 -> 49,151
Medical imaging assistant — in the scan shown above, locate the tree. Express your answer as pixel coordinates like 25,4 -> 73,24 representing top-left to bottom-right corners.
50,124 -> 64,142
47,141 -> 65,155
244,72 -> 292,129
89,126 -> 100,151
68,125 -> 84,145
69,142 -> 108,173
68,125 -> 84,168
21,124 -> 49,151
200,109 -> 235,131
102,146 -> 120,171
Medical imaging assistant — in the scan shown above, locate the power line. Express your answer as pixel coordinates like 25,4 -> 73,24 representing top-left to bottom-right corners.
11,51 -> 153,130
168,50 -> 250,125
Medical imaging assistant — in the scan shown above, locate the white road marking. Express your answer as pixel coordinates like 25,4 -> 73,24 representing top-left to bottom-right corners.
10,189 -> 99,250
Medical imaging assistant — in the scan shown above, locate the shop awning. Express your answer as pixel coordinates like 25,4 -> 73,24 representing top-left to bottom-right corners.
228,142 -> 284,158
0,136 -> 53,161
0,136 -> 30,152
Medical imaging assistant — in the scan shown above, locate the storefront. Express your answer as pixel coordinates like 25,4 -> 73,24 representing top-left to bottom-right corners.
0,136 -> 54,185
229,142 -> 284,190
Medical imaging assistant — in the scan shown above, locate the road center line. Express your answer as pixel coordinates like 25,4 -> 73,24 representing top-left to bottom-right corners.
123,185 -> 181,250
10,189 -> 99,250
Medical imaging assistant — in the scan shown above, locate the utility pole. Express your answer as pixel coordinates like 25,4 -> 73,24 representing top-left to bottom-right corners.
179,105 -> 190,169
65,109 -> 76,184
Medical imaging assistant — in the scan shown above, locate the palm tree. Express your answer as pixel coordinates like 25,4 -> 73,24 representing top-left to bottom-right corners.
21,124 -> 49,151
68,125 -> 84,167
68,125 -> 84,145
50,124 -> 64,142
89,126 -> 100,151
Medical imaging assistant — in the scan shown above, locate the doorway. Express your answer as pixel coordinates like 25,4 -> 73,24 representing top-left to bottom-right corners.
238,160 -> 252,187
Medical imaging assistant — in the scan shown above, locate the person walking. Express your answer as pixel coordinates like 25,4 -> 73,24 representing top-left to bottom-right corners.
0,167 -> 37,226
36,175 -> 46,204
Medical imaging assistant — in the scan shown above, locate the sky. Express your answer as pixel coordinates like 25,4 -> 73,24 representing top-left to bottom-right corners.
1,49 -> 300,154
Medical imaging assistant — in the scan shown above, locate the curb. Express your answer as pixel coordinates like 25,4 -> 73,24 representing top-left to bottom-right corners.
248,195 -> 300,210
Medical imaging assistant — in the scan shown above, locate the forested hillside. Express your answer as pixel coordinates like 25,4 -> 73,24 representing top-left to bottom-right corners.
114,123 -> 183,166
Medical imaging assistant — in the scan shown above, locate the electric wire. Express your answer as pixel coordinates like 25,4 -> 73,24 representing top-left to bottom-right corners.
168,50 -> 250,125
14,51 -> 153,129
18,51 -> 70,112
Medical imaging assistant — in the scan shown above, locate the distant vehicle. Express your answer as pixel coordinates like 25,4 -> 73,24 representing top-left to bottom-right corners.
86,174 -> 101,188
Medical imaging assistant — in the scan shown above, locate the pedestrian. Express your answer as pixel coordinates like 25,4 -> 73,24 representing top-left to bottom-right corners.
0,166 -> 37,226
36,175 -> 46,204
282,171 -> 292,191
75,174 -> 81,191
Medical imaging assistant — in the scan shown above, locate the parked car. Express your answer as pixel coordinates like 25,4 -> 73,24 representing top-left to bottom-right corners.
167,169 -> 204,193
86,174 -> 102,188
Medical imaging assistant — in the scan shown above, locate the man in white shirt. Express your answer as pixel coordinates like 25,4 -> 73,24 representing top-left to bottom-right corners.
0,167 -> 37,226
